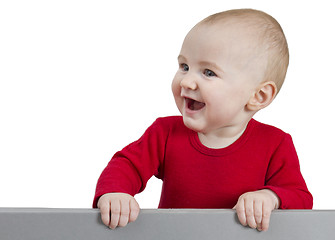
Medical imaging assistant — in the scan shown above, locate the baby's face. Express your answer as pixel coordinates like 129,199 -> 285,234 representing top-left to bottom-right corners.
172,21 -> 267,135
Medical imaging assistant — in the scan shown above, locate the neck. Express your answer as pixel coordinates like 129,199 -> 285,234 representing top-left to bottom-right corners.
197,121 -> 250,149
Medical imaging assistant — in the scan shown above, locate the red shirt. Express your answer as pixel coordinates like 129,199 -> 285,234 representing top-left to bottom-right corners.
93,116 -> 313,209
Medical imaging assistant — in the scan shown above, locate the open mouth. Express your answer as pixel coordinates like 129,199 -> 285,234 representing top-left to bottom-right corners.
185,97 -> 205,111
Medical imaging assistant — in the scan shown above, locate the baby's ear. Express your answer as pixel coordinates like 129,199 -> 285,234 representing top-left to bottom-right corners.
247,81 -> 277,111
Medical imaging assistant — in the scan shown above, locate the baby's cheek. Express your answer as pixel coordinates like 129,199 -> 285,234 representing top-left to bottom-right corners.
171,82 -> 182,109
171,80 -> 180,95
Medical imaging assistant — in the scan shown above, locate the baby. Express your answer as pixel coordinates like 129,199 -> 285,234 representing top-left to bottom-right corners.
93,9 -> 313,232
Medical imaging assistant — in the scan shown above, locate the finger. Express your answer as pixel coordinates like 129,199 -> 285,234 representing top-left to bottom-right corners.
253,200 -> 263,230
245,200 -> 257,229
261,204 -> 272,231
129,198 -> 140,222
109,200 -> 121,229
98,200 -> 111,227
235,199 -> 247,226
118,199 -> 130,227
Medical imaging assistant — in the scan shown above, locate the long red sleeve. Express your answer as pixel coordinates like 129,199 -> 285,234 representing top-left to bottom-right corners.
93,117 -> 168,207
93,116 -> 312,209
263,134 -> 313,209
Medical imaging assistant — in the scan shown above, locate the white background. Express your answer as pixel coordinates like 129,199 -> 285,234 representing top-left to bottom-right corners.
0,0 -> 334,209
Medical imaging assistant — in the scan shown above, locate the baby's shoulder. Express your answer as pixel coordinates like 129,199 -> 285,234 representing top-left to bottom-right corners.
154,115 -> 184,128
145,116 -> 185,135
251,119 -> 289,141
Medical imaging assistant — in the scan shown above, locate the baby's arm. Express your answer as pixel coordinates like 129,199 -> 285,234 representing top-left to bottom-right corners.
233,189 -> 280,231
97,193 -> 140,229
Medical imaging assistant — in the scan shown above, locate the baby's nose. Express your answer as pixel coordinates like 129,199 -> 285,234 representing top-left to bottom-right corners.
180,76 -> 197,90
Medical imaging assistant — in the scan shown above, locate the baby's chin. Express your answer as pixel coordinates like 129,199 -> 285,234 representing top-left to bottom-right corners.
181,115 -> 204,133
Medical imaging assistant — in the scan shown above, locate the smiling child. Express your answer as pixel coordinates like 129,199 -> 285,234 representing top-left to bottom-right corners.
93,9 -> 313,232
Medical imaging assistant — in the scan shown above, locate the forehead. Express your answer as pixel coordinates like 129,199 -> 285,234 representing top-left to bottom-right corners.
181,21 -> 265,68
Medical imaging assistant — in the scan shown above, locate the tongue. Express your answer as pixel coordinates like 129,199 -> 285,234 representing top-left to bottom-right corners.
188,99 -> 205,110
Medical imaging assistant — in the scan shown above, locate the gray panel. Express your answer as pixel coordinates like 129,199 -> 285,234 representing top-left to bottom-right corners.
0,208 -> 334,240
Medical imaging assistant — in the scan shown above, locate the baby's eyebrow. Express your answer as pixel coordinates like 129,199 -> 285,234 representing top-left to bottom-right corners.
199,61 -> 224,73
177,55 -> 224,74
177,55 -> 187,62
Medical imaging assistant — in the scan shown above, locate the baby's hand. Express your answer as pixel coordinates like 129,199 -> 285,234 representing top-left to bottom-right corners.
233,189 -> 280,231
97,193 -> 140,229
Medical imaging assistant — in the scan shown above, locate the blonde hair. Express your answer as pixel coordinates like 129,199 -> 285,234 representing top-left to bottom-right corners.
201,9 -> 289,93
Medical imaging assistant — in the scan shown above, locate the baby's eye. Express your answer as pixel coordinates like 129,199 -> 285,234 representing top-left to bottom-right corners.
180,63 -> 189,72
204,69 -> 217,77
